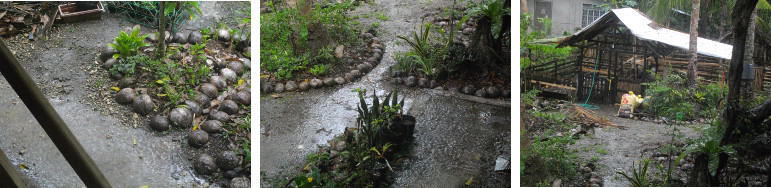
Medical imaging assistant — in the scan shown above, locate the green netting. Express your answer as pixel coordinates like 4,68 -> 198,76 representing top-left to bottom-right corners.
106,1 -> 194,32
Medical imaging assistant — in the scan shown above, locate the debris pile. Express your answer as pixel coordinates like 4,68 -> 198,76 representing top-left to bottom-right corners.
0,1 -> 61,39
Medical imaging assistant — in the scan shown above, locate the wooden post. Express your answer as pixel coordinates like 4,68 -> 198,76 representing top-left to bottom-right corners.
576,46 -> 584,100
0,40 -> 111,187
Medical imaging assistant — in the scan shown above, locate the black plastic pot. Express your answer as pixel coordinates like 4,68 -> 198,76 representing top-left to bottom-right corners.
383,114 -> 416,154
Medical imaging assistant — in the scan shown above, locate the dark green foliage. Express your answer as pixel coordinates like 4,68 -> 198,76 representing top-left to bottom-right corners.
261,0 -> 356,81
109,27 -> 150,59
643,69 -> 726,120
617,158 -> 652,187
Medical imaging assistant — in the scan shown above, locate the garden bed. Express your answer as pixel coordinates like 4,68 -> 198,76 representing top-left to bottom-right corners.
95,20 -> 251,186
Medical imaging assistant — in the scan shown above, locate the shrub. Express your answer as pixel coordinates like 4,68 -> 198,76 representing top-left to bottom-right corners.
109,27 -> 150,59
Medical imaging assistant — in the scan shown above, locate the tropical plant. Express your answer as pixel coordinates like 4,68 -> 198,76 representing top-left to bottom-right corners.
617,158 -> 652,187
397,22 -> 432,60
355,88 -> 405,149
109,28 -> 150,59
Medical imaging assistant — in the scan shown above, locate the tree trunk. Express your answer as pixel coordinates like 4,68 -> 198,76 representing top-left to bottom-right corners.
158,2 -> 166,58
741,6 -> 758,100
693,0 -> 759,186
470,15 -> 497,71
687,0 -> 700,89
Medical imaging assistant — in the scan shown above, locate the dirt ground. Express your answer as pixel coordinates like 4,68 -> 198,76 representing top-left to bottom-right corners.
0,2 -> 250,187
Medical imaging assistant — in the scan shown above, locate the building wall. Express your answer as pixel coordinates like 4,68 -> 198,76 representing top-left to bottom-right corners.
525,0 -> 606,37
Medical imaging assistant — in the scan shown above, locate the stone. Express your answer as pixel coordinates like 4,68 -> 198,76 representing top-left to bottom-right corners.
418,78 -> 429,88
189,130 -> 209,148
164,31 -> 172,43
335,77 -> 346,85
463,27 -> 474,35
184,100 -> 202,117
215,59 -> 228,70
429,80 -> 438,88
372,52 -> 381,61
210,76 -> 228,90
334,45 -> 344,58
449,87 -> 459,93
110,72 -> 123,80
102,58 -> 117,70
230,177 -> 250,188
487,86 -> 500,98
200,83 -> 218,98
99,48 -> 117,63
115,88 -> 136,104
405,76 -> 417,87
220,69 -> 238,84
210,110 -> 230,123
502,90 -> 511,98
298,81 -> 310,91
145,34 -> 157,43
218,28 -> 231,41
224,170 -> 238,179
394,77 -> 404,84
364,32 -> 374,39
344,73 -> 353,82
219,100 -> 239,115
350,70 -> 361,78
217,151 -> 240,170
228,61 -> 244,75
194,154 -> 216,175
261,83 -> 274,93
233,91 -> 251,105
462,85 -> 476,95
169,107 -> 193,128
367,57 -> 377,63
580,166 -> 592,173
149,115 -> 170,131
118,77 -> 136,88
475,89 -> 487,97
195,92 -> 211,108
240,58 -> 251,70
173,32 -> 187,44
133,94 -> 154,115
357,63 -> 371,72
310,79 -> 323,88
274,83 -> 285,93
285,81 -> 298,91
334,141 -> 346,151
323,77 -> 336,87
201,120 -> 223,133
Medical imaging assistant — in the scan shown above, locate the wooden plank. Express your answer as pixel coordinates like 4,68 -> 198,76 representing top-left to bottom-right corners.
530,80 -> 577,90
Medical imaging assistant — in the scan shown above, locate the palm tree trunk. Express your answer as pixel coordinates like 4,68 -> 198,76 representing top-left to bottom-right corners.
687,0 -> 700,89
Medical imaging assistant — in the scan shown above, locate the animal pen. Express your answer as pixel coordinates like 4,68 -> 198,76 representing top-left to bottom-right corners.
524,8 -> 747,104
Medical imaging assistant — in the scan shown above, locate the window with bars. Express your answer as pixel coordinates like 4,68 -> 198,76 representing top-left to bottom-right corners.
582,4 -> 606,27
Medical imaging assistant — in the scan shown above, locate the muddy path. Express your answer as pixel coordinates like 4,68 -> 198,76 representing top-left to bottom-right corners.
260,0 -> 511,187
568,104 -> 701,187
0,2 -> 247,187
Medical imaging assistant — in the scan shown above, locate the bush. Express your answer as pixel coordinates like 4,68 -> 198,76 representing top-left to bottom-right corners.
109,27 -> 149,59
643,70 -> 725,120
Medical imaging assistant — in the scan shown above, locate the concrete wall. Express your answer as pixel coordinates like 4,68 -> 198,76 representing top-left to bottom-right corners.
525,0 -> 606,37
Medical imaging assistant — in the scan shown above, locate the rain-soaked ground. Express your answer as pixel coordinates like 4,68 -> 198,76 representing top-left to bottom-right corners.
0,2 -> 248,187
260,0 -> 511,187
568,104 -> 700,187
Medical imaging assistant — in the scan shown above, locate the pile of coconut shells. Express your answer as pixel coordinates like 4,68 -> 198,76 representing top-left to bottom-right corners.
260,30 -> 385,94
98,26 -> 251,186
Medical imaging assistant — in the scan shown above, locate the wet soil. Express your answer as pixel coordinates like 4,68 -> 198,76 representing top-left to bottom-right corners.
0,1 -> 249,186
260,0 -> 510,187
568,104 -> 700,187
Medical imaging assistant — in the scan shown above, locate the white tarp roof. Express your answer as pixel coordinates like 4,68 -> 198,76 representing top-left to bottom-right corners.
572,8 -> 733,59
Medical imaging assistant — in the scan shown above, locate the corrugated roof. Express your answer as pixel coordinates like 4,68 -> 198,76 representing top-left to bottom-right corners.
559,8 -> 733,60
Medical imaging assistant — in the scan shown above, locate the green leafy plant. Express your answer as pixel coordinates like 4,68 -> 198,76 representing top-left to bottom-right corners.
617,158 -> 652,187
309,64 -> 330,76
675,120 -> 738,177
397,22 -> 432,60
109,27 -> 150,59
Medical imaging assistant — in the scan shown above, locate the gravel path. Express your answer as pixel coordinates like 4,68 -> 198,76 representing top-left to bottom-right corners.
568,104 -> 701,187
